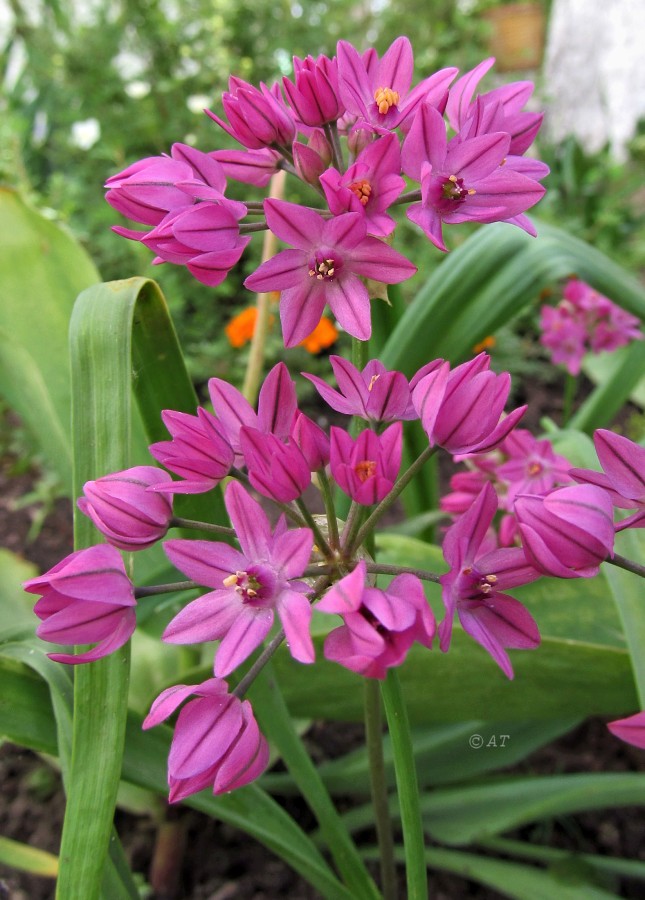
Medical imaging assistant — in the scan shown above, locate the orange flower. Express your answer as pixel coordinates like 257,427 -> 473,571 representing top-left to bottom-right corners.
225,307 -> 258,348
299,317 -> 339,354
473,335 -> 496,354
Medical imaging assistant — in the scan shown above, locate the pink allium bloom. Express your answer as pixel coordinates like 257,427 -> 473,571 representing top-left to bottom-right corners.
570,429 -> 645,531
540,280 -> 642,375
140,203 -> 251,288
291,411 -> 330,472
239,427 -> 311,502
495,429 -> 573,508
319,133 -> 406,237
208,362 -> 298,461
514,484 -> 615,579
143,678 -> 269,800
303,356 -> 414,422
283,53 -> 344,127
77,466 -> 174,550
24,545 -> 136,664
163,481 -> 314,676
293,139 -> 330,186
402,104 -> 545,251
439,484 -> 540,679
148,408 -> 235,495
212,147 -> 282,187
607,711 -> 645,750
337,36 -> 457,133
207,76 -> 296,150
440,469 -> 489,516
316,562 -> 435,679
244,200 -> 416,347
412,353 -> 526,455
330,422 -> 402,505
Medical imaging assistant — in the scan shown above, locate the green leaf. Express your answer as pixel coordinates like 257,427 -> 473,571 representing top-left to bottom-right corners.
0,836 -> 58,878
0,188 -> 100,492
0,655 -> 57,754
604,528 -> 645,707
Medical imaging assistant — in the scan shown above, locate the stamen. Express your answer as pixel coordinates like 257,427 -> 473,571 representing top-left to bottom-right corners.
308,257 -> 337,281
373,86 -> 400,115
368,374 -> 380,392
355,460 -> 377,483
485,574 -> 498,584
348,178 -> 372,206
223,573 -> 239,587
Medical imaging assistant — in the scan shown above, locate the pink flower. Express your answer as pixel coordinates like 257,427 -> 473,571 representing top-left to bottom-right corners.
207,76 -> 296,150
316,562 -> 435,679
143,678 -> 269,800
337,36 -> 456,133
412,353 -> 526,455
208,362 -> 298,461
77,466 -> 174,550
514,484 -> 615,578
439,484 -> 540,678
162,481 -> 314,676
402,104 -> 545,251
330,422 -> 402,505
148,408 -> 235,495
24,545 -> 136,664
607,711 -> 645,750
212,147 -> 282,187
290,411 -> 330,472
239,427 -> 311,502
283,53 -> 344,127
495,429 -> 573,508
570,429 -> 645,531
303,356 -> 414,422
319,133 -> 406,237
244,199 -> 416,347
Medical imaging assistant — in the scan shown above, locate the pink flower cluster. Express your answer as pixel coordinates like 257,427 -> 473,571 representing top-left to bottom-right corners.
540,278 -> 642,376
25,352 -> 645,794
106,37 -> 547,347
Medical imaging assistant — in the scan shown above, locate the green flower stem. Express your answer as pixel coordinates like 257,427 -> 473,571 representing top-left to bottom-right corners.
317,468 -> 341,549
325,121 -> 345,173
170,517 -> 235,537
561,371 -> 578,426
608,553 -> 645,579
296,497 -> 334,560
349,444 -> 437,555
366,562 -> 440,584
393,189 -> 422,206
365,679 -> 398,900
381,669 -> 428,900
242,170 -> 286,406
341,501 -> 367,556
239,221 -> 270,235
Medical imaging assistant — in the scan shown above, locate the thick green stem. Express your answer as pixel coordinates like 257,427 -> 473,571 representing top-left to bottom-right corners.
170,516 -> 235,537
381,669 -> 428,900
365,679 -> 398,900
317,468 -> 341,549
296,497 -> 334,560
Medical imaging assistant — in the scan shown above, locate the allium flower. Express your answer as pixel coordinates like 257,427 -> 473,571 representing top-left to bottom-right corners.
283,53 -> 344,127
319,133 -> 406,237
494,429 -> 573,507
303,356 -> 414,422
330,422 -> 402,505
412,353 -> 526,455
514,484 -> 615,578
570,429 -> 645,531
316,561 -> 435,679
143,678 -> 269,800
77,466 -> 174,550
148,408 -> 235,494
291,411 -> 330,472
239,427 -> 311,502
162,481 -> 314,676
337,36 -> 456,133
439,484 -> 540,678
207,76 -> 296,150
212,147 -> 282,187
244,200 -> 417,346
607,711 -> 645,750
208,361 -> 298,460
24,545 -> 136,664
540,280 -> 642,375
402,104 -> 545,251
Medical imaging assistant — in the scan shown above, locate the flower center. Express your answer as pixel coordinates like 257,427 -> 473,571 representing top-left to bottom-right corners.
308,255 -> 337,281
527,461 -> 543,476
223,570 -> 264,603
355,459 -> 377,483
478,573 -> 498,595
374,86 -> 400,115
441,174 -> 476,202
348,178 -> 372,206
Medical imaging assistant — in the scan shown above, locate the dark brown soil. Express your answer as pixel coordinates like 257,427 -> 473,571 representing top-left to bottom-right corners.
1,442 -> 644,899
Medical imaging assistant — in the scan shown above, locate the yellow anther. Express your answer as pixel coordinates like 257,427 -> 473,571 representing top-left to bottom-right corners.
374,86 -> 400,115
349,178 -> 372,206
468,188 -> 476,195
355,459 -> 377,483
368,374 -> 380,391
485,574 -> 498,584
223,573 -> 239,587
